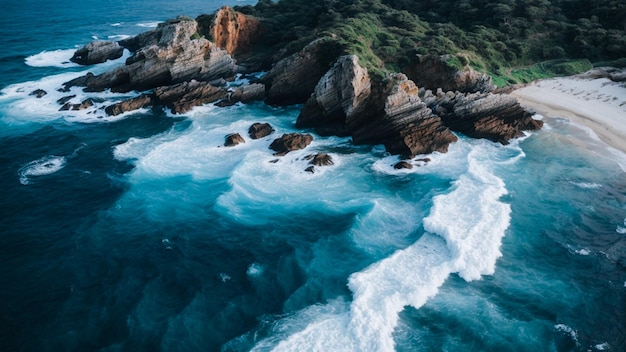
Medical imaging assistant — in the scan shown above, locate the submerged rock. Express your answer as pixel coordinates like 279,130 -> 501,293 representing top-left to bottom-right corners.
269,133 -> 313,156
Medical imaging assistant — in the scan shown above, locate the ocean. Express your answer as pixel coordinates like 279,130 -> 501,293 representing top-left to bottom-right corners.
0,1 -> 625,351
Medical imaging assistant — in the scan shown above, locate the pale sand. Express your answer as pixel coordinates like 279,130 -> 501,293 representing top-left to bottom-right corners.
511,76 -> 626,154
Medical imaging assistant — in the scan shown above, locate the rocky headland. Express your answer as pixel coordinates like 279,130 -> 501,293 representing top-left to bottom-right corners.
56,5 -> 542,160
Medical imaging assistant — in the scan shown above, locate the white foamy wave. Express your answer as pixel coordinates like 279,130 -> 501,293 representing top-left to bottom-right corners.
25,49 -> 79,68
111,22 -> 123,27
108,34 -> 131,41
246,263 -> 264,278
555,324 -> 580,346
423,143 -> 511,281
616,218 -> 626,235
595,342 -> 610,350
2,50 -> 140,126
571,181 -> 602,189
18,155 -> 67,185
136,21 -> 160,28
576,248 -> 591,256
251,140 -> 515,351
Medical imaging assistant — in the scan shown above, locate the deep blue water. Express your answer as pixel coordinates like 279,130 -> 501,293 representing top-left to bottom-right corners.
1,1 -> 625,351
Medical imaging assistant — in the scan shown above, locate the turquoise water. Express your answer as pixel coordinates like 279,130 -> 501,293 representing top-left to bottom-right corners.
1,1 -> 625,351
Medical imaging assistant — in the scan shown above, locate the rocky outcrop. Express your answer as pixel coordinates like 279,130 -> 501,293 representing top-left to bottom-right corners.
64,17 -> 236,93
224,133 -> 245,147
153,80 -> 228,114
248,122 -> 274,139
305,153 -> 334,166
198,6 -> 264,56
70,41 -> 124,65
29,89 -> 47,98
269,133 -> 313,155
232,83 -> 265,103
59,98 -> 94,111
423,90 -> 543,143
105,95 -> 154,116
577,67 -> 626,82
297,55 -> 371,135
394,161 -> 413,170
263,37 -> 343,105
298,56 -> 458,157
405,54 -> 495,94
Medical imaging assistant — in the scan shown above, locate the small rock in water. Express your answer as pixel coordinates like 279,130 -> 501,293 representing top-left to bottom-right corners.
269,133 -> 313,156
248,122 -> 274,139
29,89 -> 47,98
224,133 -> 245,147
394,161 -> 413,170
304,166 -> 316,173
305,153 -> 334,166
57,95 -> 76,105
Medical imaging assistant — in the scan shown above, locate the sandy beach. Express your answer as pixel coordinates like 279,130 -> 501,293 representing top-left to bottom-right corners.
511,72 -> 626,154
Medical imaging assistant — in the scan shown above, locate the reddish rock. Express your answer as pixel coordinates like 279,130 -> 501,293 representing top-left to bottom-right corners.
201,6 -> 264,56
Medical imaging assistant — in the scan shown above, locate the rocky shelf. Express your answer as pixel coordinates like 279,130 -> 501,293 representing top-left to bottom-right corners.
52,6 -> 542,159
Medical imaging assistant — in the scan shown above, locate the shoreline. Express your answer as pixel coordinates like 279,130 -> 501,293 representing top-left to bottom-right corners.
510,75 -> 626,154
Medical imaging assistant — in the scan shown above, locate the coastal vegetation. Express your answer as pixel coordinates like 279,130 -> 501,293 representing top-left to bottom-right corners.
231,0 -> 626,85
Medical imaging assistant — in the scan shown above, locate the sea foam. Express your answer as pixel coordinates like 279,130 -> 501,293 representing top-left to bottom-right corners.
249,139 -> 517,351
25,49 -> 79,68
18,155 -> 67,185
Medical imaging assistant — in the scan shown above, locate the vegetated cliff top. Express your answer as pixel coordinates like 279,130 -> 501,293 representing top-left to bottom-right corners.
229,0 -> 626,85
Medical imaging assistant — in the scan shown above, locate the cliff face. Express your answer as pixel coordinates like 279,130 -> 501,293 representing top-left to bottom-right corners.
262,37 -> 343,106
424,90 -> 543,143
64,17 -> 236,93
405,55 -> 495,94
298,56 -> 458,157
61,7 -> 542,158
204,6 -> 264,56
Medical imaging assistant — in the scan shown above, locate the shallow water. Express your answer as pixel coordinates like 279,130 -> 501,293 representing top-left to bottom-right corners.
1,1 -> 625,351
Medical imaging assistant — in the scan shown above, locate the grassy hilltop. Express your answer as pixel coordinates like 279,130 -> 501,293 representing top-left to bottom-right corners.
232,0 -> 626,85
